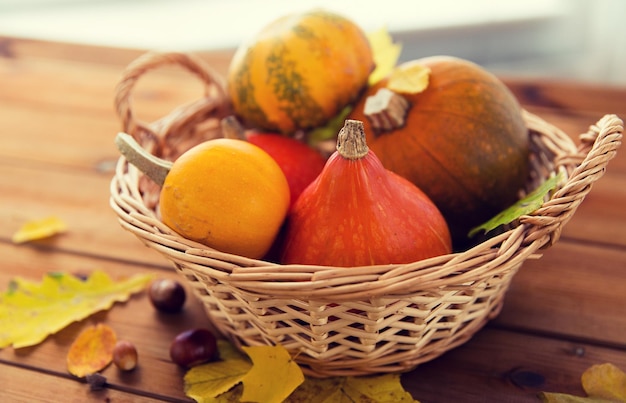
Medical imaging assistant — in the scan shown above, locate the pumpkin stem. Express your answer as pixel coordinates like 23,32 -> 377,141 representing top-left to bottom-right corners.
336,119 -> 369,160
364,88 -> 410,133
115,132 -> 172,186
220,115 -> 247,140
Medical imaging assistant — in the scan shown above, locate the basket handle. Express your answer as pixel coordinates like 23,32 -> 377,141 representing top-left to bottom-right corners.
521,113 -> 623,246
113,51 -> 230,157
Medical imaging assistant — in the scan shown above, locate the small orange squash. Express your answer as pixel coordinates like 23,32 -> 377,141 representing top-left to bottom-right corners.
349,56 -> 529,249
280,119 -> 452,267
227,9 -> 374,135
114,132 -> 290,260
159,139 -> 290,259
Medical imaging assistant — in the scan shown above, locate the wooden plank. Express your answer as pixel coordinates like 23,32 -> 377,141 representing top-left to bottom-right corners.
0,364 -> 167,403
0,35 -> 233,72
0,103 -> 120,169
0,162 -> 167,267
0,36 -> 146,67
559,173 -> 626,246
0,56 -> 218,122
496,240 -> 626,347
0,60 -> 223,169
506,78 -> 626,117
403,328 -> 626,403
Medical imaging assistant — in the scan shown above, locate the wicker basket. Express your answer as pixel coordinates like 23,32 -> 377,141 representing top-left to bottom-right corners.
109,52 -> 623,377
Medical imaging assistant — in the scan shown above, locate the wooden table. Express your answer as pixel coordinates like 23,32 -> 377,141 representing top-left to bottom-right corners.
1,37 -> 625,403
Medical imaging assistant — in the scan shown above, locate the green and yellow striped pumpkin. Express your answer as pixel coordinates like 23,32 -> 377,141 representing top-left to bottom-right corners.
227,9 -> 374,135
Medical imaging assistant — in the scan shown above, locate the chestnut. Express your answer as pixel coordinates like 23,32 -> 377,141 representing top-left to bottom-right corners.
148,278 -> 186,313
112,340 -> 138,371
169,328 -> 218,367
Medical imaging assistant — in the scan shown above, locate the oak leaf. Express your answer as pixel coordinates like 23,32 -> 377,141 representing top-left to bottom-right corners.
0,270 -> 152,348
67,323 -> 117,377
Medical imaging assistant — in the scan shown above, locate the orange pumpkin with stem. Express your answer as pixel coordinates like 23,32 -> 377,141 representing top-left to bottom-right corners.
227,9 -> 374,135
280,119 -> 452,267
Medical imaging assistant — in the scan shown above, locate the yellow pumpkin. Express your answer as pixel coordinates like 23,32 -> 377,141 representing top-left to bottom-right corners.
227,9 -> 374,135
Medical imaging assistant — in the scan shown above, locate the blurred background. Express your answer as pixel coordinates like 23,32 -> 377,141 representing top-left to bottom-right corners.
1,0 -> 624,85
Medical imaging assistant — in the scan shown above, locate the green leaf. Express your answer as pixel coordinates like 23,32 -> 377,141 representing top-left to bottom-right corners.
308,105 -> 353,144
469,172 -> 564,238
0,270 -> 152,348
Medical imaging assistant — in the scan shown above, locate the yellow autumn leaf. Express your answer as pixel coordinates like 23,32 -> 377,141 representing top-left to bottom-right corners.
184,340 -> 252,403
338,374 -> 418,403
367,26 -> 402,86
286,377 -> 344,402
215,339 -> 248,361
539,392 -> 610,402
12,215 -> 67,243
240,345 -> 304,403
540,362 -> 626,403
387,63 -> 431,95
0,270 -> 152,348
582,363 -> 626,401
287,374 -> 418,402
185,359 -> 252,403
67,323 -> 117,377
184,341 -> 419,403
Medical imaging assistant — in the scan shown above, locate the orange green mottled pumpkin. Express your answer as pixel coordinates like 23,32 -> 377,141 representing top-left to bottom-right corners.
227,9 -> 374,135
349,56 -> 529,249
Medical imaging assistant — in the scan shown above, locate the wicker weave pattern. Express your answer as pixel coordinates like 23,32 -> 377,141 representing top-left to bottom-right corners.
109,52 -> 623,377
